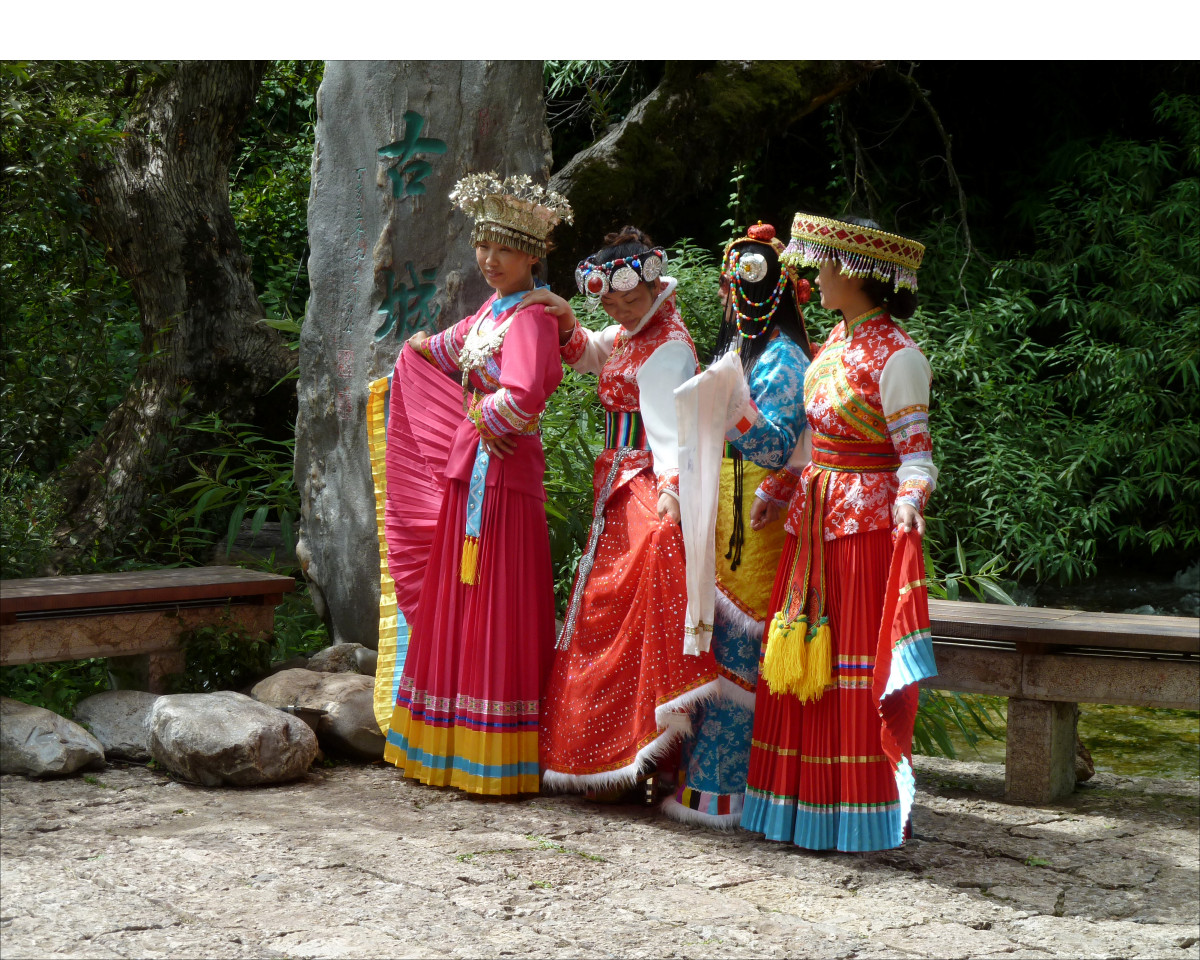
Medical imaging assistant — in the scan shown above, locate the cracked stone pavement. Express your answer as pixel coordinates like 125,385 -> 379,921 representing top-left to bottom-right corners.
2,756 -> 1197,959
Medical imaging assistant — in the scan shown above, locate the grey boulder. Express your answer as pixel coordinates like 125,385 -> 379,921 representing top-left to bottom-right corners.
306,643 -> 367,674
73,690 -> 159,761
1,696 -> 106,777
146,690 -> 318,787
251,669 -> 384,760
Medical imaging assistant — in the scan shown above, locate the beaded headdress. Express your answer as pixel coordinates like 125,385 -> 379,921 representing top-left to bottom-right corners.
782,213 -> 926,292
450,172 -> 573,259
720,222 -> 810,340
575,246 -> 668,302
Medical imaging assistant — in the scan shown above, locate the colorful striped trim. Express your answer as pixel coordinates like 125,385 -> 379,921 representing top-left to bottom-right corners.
750,738 -> 799,758
882,626 -> 938,698
398,676 -> 539,717
798,754 -> 887,765
476,386 -> 539,438
427,328 -> 462,375
675,784 -> 743,819
384,724 -> 540,794
604,410 -> 648,449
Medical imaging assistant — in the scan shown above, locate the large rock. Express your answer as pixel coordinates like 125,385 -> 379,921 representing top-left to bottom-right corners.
295,61 -> 551,649
251,669 -> 384,760
146,690 -> 318,786
0,697 -> 105,777
73,690 -> 158,761
306,642 -> 366,674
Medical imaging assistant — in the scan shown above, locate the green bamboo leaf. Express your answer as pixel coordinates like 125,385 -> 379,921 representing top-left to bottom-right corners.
225,502 -> 247,554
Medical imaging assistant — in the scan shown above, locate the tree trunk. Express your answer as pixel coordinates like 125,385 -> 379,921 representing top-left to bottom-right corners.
58,60 -> 292,559
548,60 -> 880,288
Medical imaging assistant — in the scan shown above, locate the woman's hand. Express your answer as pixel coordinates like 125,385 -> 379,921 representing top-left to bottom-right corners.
750,497 -> 781,531
893,501 -> 925,536
520,287 -> 577,342
406,329 -> 432,362
657,492 -> 681,525
481,434 -> 517,460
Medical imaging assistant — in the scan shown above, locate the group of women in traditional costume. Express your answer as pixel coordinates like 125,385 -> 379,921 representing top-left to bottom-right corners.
374,170 -> 938,853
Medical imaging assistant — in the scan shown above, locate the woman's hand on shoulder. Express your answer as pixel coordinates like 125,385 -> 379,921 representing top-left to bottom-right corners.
520,288 -> 577,340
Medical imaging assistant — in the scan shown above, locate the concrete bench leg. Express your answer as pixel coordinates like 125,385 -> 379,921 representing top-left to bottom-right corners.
107,649 -> 186,694
1005,698 -> 1078,803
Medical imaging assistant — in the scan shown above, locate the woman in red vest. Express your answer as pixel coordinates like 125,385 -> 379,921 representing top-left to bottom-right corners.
741,213 -> 939,851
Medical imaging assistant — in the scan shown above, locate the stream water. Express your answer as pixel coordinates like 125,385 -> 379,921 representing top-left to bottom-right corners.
937,558 -> 1200,780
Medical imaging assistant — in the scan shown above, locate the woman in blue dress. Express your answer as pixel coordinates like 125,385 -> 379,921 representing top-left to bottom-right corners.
664,222 -> 813,826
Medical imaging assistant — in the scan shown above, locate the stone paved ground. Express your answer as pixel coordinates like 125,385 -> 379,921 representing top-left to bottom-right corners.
2,756 -> 1197,959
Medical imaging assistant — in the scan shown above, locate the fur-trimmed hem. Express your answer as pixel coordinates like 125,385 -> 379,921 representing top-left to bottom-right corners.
716,674 -> 757,711
714,586 -> 766,641
541,679 -> 719,793
660,795 -> 743,829
541,723 -> 682,793
653,677 -> 720,730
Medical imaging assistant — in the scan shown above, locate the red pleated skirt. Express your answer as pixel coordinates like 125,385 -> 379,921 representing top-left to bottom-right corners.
540,467 -> 719,789
383,476 -> 557,795
741,528 -> 907,850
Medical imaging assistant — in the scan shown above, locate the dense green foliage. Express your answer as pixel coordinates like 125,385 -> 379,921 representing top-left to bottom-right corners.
912,93 -> 1199,583
0,62 -> 141,566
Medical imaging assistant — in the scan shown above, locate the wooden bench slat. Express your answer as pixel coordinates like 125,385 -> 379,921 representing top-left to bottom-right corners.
929,599 -> 1199,655
0,566 -> 295,617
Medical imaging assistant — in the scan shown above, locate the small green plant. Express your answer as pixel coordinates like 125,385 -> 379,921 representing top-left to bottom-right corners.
0,657 -> 110,716
167,617 -> 273,693
165,415 -> 300,568
1025,857 -> 1053,868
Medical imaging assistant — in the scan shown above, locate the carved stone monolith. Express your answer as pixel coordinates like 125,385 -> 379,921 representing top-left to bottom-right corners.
296,61 -> 551,647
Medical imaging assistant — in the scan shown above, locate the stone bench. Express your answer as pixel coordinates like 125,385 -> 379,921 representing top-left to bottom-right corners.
921,599 -> 1199,804
0,567 -> 295,693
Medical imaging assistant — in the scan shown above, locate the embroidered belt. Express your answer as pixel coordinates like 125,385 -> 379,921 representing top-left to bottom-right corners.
811,433 -> 899,473
604,410 -> 648,450
760,434 -> 895,703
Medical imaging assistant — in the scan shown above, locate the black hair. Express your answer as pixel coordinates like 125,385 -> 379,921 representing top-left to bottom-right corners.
838,216 -> 919,321
711,239 -> 813,374
711,236 -> 812,572
592,225 -> 656,271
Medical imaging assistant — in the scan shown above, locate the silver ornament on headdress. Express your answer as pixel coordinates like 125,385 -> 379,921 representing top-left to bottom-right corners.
736,251 -> 769,283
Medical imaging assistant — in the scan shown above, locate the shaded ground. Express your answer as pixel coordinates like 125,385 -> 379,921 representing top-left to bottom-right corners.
2,756 -> 1197,959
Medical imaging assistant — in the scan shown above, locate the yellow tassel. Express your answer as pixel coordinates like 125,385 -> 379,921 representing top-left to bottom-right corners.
761,612 -> 808,696
460,536 -> 479,585
796,620 -> 833,703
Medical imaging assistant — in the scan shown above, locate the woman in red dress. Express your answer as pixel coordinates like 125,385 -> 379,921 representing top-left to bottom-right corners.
524,227 -> 720,795
381,173 -> 572,796
741,213 -> 939,850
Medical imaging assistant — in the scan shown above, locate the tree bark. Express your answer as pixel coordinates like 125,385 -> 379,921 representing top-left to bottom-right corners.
548,60 -> 880,286
58,60 -> 293,558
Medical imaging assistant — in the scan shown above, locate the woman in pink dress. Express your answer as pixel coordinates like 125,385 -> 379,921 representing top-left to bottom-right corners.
381,173 -> 572,796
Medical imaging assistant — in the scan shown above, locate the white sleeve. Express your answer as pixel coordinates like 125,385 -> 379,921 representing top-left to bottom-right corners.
636,340 -> 696,489
879,346 -> 938,505
568,324 -> 622,376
